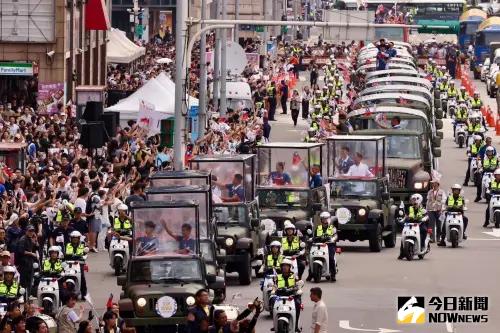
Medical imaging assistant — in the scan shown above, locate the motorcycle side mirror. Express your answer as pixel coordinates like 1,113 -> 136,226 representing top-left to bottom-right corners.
296,280 -> 305,288
83,247 -> 89,254
19,288 -> 26,295
306,228 -> 313,235
117,275 -> 127,286
300,242 -> 306,249
33,263 -> 39,270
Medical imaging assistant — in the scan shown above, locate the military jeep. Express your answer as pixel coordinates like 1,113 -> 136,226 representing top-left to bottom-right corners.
118,255 -> 224,332
326,135 -> 397,252
213,200 -> 264,285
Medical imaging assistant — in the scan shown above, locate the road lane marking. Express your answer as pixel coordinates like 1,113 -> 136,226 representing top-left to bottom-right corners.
339,320 -> 401,333
482,228 -> 500,238
446,321 -> 454,333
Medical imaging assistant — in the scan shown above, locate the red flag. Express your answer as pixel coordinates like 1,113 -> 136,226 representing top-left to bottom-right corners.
106,293 -> 113,310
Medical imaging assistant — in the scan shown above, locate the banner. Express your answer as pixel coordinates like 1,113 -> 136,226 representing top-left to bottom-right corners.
37,82 -> 64,114
138,100 -> 163,136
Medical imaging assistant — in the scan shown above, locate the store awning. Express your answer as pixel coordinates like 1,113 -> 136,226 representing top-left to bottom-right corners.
106,28 -> 146,64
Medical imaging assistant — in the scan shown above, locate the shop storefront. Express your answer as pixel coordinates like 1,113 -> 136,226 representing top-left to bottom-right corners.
0,62 -> 38,107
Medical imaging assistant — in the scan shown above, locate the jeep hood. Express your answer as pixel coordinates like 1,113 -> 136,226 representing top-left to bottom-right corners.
259,208 -> 309,221
386,158 -> 422,170
216,225 -> 249,239
126,283 -> 204,298
331,198 -> 379,209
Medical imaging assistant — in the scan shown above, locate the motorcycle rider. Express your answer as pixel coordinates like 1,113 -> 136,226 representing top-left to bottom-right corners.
64,231 -> 88,297
107,204 -> 132,252
281,221 -> 305,279
447,81 -> 458,99
273,259 -> 302,332
457,86 -> 469,103
42,246 -> 64,276
476,146 -> 498,202
453,101 -> 468,137
265,241 -> 283,274
398,194 -> 428,259
464,135 -> 484,185
470,91 -> 483,110
484,169 -> 500,227
307,211 -> 337,282
439,184 -> 468,246
0,266 -> 21,304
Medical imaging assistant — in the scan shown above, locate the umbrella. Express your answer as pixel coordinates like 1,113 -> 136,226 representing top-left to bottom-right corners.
156,57 -> 173,64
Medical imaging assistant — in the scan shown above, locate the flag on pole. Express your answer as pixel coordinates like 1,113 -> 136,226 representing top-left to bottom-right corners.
106,293 -> 114,310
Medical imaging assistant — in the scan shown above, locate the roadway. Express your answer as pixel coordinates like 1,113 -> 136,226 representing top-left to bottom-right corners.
84,75 -> 500,333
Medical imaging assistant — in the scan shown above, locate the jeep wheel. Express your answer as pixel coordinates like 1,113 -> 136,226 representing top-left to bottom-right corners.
383,223 -> 396,248
238,252 -> 252,285
369,224 -> 383,252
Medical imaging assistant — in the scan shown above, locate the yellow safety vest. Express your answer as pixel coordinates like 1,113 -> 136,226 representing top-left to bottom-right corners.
267,86 -> 275,97
42,259 -> 63,274
113,217 -> 132,231
56,205 -> 74,223
315,225 -> 335,237
468,123 -> 482,133
470,143 -> 483,155
0,282 -> 19,298
455,109 -> 467,121
281,236 -> 300,251
471,99 -> 482,108
490,180 -> 500,191
483,157 -> 498,170
276,274 -> 296,289
408,206 -> 425,219
65,243 -> 84,257
448,88 -> 457,97
266,255 -> 283,269
447,195 -> 464,209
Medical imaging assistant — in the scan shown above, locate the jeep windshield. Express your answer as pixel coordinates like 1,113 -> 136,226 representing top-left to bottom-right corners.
130,259 -> 203,283
386,135 -> 422,159
331,179 -> 378,198
214,205 -> 248,226
257,189 -> 309,209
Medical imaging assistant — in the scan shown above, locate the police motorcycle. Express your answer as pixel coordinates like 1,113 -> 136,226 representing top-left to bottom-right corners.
107,204 -> 132,276
447,95 -> 457,118
399,194 -> 431,261
0,266 -> 26,307
271,260 -> 305,333
36,246 -> 63,315
260,240 -> 282,315
454,103 -> 468,148
62,231 -> 88,297
307,212 -> 339,283
487,170 -> 500,228
443,211 -> 466,248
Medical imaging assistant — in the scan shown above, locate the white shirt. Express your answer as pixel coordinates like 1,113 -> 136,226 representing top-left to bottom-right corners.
74,197 -> 87,220
311,300 -> 328,333
346,162 -> 373,177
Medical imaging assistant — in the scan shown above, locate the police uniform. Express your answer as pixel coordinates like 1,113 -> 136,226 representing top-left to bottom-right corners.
471,98 -> 482,109
442,195 -> 468,239
467,123 -> 482,134
274,272 -> 301,330
448,87 -> 458,97
485,179 -> 500,226
65,243 -> 87,297
265,254 -> 283,273
464,142 -> 484,184
408,206 -> 427,249
281,236 -> 305,278
312,224 -> 337,278
0,281 -> 19,302
477,156 -> 499,200
42,259 -> 63,275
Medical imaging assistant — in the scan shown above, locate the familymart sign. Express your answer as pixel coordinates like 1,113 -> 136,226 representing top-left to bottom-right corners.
0,62 -> 33,76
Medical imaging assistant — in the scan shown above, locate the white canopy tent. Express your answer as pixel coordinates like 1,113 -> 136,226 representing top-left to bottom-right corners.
107,28 -> 146,64
105,72 -> 198,124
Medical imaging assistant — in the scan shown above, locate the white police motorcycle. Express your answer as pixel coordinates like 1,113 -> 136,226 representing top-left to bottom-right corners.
440,90 -> 448,111
455,122 -> 467,148
482,171 -> 495,199
400,198 -> 431,260
36,247 -> 63,315
447,96 -> 457,117
308,232 -> 339,283
443,211 -> 465,248
272,279 -> 304,333
108,233 -> 130,276
262,271 -> 277,314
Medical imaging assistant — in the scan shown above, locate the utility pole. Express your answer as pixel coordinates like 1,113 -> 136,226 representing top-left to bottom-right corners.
213,0 -> 221,108
220,0 -> 228,117
174,0 -> 188,170
199,0 -> 208,136
234,0 -> 239,42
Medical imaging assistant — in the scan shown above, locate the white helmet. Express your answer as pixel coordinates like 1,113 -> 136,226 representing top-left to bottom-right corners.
410,193 -> 423,206
474,135 -> 482,141
320,211 -> 331,219
3,266 -> 16,274
486,146 -> 495,153
118,204 -> 128,211
70,231 -> 82,238
48,246 -> 60,253
284,220 -> 295,230
451,184 -> 462,190
270,241 -> 281,248
281,258 -> 293,267
494,169 -> 500,176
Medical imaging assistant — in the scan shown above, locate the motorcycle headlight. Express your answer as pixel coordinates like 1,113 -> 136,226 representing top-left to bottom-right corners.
225,238 -> 234,247
136,297 -> 147,308
358,208 -> 366,216
186,296 -> 195,306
